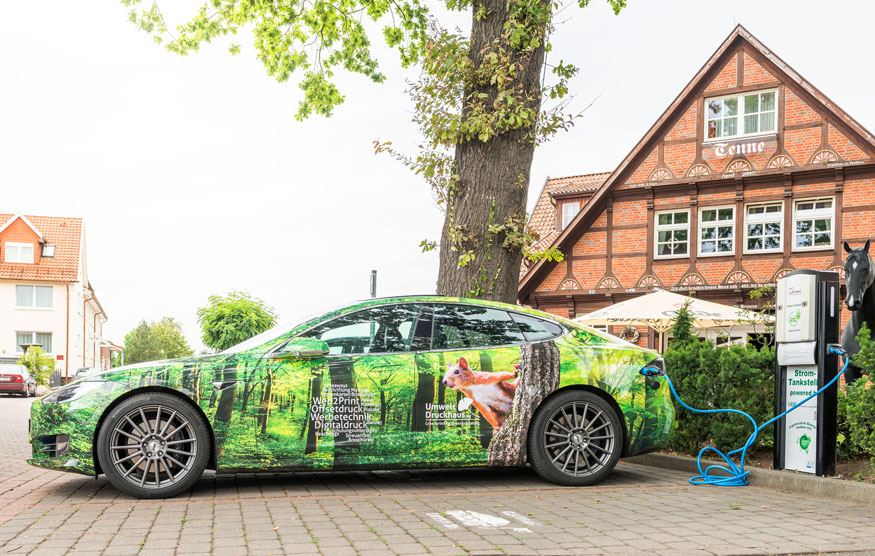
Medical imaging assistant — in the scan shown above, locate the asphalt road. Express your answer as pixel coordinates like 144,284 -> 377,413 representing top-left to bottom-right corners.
1,395 -> 874,556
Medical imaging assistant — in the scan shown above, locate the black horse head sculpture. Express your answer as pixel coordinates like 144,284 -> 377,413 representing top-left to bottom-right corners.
840,239 -> 874,383
843,239 -> 874,311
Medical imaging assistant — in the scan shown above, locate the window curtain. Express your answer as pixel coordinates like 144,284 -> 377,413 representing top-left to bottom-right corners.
16,286 -> 32,307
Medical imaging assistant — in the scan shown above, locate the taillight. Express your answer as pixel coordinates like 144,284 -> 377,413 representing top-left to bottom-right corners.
12,375 -> 23,383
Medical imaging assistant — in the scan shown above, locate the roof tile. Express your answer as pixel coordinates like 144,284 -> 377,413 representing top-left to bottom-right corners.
0,214 -> 82,282
522,172 -> 609,279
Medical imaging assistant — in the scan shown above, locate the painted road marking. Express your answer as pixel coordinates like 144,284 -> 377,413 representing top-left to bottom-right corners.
501,511 -> 540,526
426,513 -> 459,529
428,510 -> 536,532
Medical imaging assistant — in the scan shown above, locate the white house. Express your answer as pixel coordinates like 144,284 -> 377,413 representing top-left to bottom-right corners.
0,213 -> 112,378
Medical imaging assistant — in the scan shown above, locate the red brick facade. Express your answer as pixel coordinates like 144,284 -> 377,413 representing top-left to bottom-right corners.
519,26 -> 875,348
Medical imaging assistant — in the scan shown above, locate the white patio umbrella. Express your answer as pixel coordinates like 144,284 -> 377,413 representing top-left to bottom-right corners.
575,289 -> 770,350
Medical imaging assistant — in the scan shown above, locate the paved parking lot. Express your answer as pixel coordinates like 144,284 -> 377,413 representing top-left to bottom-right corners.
2,396 -> 875,556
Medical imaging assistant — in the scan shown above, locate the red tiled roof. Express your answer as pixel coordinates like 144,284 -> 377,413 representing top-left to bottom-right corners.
547,173 -> 610,196
0,214 -> 82,282
522,173 -> 609,279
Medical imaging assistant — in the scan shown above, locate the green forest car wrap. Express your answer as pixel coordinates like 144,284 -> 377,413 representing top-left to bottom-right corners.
28,296 -> 674,476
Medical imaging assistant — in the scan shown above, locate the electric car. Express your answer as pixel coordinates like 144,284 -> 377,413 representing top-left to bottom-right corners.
28,296 -> 674,498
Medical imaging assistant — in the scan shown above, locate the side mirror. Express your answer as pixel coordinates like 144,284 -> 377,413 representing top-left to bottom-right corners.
271,338 -> 329,360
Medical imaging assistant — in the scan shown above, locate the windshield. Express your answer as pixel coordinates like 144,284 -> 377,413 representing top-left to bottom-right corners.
220,302 -> 350,354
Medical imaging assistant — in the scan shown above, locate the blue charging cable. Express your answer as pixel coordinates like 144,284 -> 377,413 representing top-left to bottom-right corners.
642,345 -> 850,487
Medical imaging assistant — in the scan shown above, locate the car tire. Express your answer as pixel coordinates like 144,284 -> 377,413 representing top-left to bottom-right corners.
97,392 -> 210,499
528,390 -> 623,486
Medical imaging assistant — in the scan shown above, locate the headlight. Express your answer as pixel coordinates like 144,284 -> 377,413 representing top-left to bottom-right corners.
42,380 -> 110,404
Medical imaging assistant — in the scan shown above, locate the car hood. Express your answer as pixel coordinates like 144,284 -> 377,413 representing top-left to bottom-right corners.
83,352 -> 235,381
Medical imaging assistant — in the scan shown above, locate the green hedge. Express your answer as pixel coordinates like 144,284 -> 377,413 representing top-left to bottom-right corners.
662,303 -> 776,456
838,323 -> 875,463
663,339 -> 775,455
662,309 -> 875,464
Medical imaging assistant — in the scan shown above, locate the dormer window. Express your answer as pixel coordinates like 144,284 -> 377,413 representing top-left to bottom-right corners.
42,245 -> 55,258
561,202 -> 580,229
4,242 -> 34,263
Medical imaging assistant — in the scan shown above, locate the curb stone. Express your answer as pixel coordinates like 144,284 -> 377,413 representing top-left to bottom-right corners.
625,453 -> 875,505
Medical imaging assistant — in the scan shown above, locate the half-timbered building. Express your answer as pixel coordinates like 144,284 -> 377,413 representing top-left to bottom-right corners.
518,25 -> 875,348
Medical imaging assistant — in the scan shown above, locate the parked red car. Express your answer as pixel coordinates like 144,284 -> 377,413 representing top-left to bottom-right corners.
0,364 -> 36,397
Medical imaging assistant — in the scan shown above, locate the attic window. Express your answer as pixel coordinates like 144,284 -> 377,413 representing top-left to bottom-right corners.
4,242 -> 34,263
561,202 -> 579,229
42,245 -> 55,258
706,89 -> 776,140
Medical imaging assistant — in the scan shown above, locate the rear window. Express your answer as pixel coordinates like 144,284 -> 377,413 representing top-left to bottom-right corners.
509,312 -> 566,342
0,365 -> 26,375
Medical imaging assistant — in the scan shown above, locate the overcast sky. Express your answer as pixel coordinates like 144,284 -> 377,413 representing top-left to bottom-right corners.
2,1 -> 873,352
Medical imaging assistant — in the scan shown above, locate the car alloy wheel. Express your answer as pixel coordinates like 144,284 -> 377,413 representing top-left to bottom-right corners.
109,404 -> 197,489
543,400 -> 615,478
98,393 -> 209,498
528,390 -> 623,486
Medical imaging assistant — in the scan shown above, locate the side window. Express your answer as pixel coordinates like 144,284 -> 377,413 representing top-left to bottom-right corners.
432,304 -> 525,350
295,304 -> 422,355
509,313 -> 566,342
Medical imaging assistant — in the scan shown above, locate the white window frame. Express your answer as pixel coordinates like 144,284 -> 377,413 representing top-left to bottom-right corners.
15,331 -> 53,354
698,205 -> 736,257
653,209 -> 692,259
561,202 -> 580,230
792,197 -> 834,251
4,242 -> 34,263
743,202 -> 784,254
704,88 -> 778,142
654,210 -> 691,260
15,284 -> 53,309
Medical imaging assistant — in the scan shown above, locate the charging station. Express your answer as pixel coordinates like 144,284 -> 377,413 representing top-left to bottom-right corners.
773,270 -> 840,475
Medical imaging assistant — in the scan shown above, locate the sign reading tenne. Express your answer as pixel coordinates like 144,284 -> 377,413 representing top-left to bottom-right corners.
712,140 -> 766,158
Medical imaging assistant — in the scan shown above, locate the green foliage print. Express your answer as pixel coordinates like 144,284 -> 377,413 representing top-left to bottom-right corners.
29,296 -> 674,477
556,330 -> 672,455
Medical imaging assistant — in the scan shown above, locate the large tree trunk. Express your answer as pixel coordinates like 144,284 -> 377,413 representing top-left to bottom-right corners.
435,0 -> 548,302
487,341 -> 560,466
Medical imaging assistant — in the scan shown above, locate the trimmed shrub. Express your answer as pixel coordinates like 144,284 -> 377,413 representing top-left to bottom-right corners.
17,346 -> 55,387
663,305 -> 776,455
840,323 -> 875,461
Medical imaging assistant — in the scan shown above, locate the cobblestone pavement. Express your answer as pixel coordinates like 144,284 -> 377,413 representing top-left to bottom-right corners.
2,396 -> 874,556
